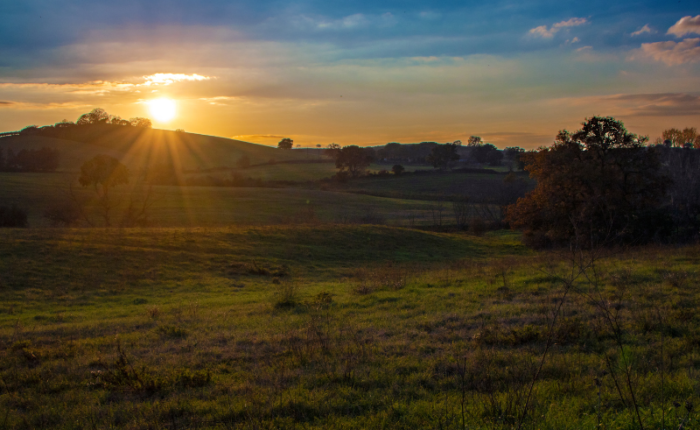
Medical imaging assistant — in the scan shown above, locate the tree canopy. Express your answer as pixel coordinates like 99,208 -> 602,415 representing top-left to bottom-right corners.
278,138 -> 293,150
333,145 -> 375,177
505,116 -> 668,248
426,143 -> 459,170
79,154 -> 129,194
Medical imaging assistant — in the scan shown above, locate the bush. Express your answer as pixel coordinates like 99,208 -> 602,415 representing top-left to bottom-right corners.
43,201 -> 81,227
0,205 -> 28,227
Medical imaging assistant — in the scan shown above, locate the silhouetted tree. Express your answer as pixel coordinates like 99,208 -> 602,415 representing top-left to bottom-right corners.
278,138 -> 293,150
426,143 -> 460,170
504,146 -> 526,170
467,136 -> 483,147
77,108 -> 111,125
19,125 -> 40,135
129,117 -> 152,128
661,127 -> 700,148
471,143 -> 503,166
0,148 -> 4,169
324,143 -> 341,159
1,147 -> 59,172
505,116 -> 668,248
79,154 -> 129,226
0,205 -> 28,228
334,145 -> 374,177
54,119 -> 75,128
392,164 -> 405,175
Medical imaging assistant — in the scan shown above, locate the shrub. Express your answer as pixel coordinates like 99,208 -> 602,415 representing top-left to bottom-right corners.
43,201 -> 81,227
274,280 -> 299,309
0,205 -> 28,227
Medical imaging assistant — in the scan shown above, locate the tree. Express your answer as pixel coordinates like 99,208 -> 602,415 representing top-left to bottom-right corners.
79,154 -> 129,226
661,127 -> 699,148
504,146 -> 526,170
392,164 -> 405,175
0,148 -> 4,170
471,143 -> 503,166
278,138 -> 293,150
77,108 -> 111,125
467,136 -> 483,147
324,143 -> 341,159
129,117 -> 152,128
334,145 -> 374,177
505,116 -> 668,248
54,119 -> 75,128
426,143 -> 460,170
0,205 -> 28,228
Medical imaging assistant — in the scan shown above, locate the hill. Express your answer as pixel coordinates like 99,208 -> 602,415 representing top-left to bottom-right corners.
0,125 -> 308,171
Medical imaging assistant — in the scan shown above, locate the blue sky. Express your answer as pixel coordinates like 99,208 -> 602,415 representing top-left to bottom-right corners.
0,0 -> 698,147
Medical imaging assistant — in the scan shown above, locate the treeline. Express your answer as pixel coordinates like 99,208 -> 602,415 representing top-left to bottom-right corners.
0,147 -> 59,172
375,140 -> 524,168
18,108 -> 152,138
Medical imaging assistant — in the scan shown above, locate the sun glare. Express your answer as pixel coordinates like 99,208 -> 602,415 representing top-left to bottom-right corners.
148,98 -> 176,123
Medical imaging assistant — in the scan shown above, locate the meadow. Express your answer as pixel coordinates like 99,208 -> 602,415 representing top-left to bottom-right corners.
2,130 -> 698,429
1,225 -> 699,429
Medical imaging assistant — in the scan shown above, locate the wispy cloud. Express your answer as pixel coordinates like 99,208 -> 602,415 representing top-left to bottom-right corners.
631,24 -> 654,37
640,38 -> 700,65
292,13 -> 396,31
528,17 -> 587,38
667,15 -> 700,37
553,92 -> 700,117
142,73 -> 211,86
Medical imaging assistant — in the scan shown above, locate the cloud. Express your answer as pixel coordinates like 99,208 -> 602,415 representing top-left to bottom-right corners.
292,12 -> 397,32
553,92 -> 700,117
667,15 -> 700,37
640,38 -> 700,65
233,134 -> 288,140
142,73 -> 211,86
631,24 -> 653,36
0,101 -> 14,105
528,17 -> 587,38
611,93 -> 700,116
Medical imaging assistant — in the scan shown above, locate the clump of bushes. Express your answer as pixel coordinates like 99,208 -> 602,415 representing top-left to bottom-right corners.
0,205 -> 28,227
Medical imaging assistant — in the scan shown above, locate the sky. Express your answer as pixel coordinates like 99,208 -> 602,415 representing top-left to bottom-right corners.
0,1 -> 699,148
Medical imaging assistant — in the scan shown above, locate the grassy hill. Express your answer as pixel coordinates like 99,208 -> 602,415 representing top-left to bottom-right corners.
0,226 -> 698,429
0,125 -> 308,171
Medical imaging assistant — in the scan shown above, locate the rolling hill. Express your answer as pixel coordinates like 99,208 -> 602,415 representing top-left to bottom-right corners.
0,125 -> 309,171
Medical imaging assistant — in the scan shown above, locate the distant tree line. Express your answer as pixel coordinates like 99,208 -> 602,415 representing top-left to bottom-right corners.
12,108 -> 152,142
0,147 -> 59,172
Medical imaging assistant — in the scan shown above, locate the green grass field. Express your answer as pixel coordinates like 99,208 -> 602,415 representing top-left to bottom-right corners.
0,172 -> 444,227
1,226 -> 699,429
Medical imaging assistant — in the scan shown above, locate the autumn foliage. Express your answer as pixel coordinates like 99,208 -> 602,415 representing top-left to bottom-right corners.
505,116 -> 669,248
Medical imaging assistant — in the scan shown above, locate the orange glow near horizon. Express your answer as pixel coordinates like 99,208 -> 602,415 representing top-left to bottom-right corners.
148,98 -> 177,123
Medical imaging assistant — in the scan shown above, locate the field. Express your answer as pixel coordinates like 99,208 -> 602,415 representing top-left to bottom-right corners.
324,171 -> 534,202
0,172 -> 443,228
190,163 -> 433,183
1,226 -> 700,429
2,130 -> 696,430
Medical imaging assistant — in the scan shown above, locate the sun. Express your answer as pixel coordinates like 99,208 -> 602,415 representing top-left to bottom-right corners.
148,98 -> 176,123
